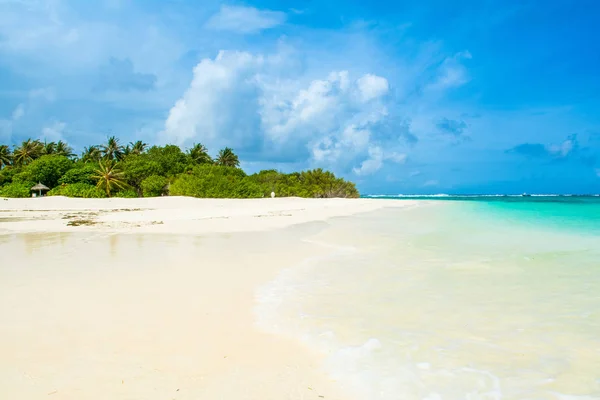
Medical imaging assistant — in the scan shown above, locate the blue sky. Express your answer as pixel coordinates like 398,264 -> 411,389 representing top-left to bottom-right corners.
1,0 -> 599,194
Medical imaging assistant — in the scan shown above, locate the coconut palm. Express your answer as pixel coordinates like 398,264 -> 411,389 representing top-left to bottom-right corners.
0,144 -> 12,169
188,143 -> 212,164
215,147 -> 240,168
100,136 -> 124,161
81,146 -> 102,163
42,140 -> 57,155
129,140 -> 148,155
92,160 -> 128,197
55,140 -> 75,158
13,139 -> 43,166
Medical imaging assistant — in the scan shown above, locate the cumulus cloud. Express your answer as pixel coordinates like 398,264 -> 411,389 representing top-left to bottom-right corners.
163,50 -> 405,175
205,5 -> 286,34
353,147 -> 407,176
42,121 -> 66,142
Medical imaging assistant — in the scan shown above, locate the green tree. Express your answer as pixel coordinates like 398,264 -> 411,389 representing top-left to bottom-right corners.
188,143 -> 212,164
55,141 -> 75,158
92,161 -> 128,197
19,155 -> 74,188
42,141 -> 56,155
215,147 -> 240,168
81,146 -> 102,163
146,145 -> 188,176
0,145 -> 12,169
58,163 -> 98,185
170,164 -> 261,198
141,175 -> 168,197
122,156 -> 162,195
13,139 -> 43,166
129,140 -> 148,155
101,136 -> 125,161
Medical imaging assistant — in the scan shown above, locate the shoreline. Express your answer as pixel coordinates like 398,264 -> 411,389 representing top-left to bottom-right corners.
0,197 -> 419,399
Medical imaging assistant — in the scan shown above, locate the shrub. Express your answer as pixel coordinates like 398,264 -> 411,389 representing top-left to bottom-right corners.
113,189 -> 138,198
58,164 -> 98,185
0,166 -> 20,186
170,165 -> 262,198
141,175 -> 168,197
0,182 -> 33,198
17,155 -> 74,188
48,183 -> 107,198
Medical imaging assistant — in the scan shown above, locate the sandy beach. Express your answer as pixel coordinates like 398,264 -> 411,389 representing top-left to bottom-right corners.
0,196 -> 413,400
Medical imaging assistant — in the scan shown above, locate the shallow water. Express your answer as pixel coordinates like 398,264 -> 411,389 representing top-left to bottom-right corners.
256,200 -> 600,399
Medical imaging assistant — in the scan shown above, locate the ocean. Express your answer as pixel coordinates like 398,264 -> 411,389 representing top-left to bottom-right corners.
256,196 -> 600,399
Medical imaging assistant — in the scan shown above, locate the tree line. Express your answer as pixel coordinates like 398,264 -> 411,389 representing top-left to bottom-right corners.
0,137 -> 359,199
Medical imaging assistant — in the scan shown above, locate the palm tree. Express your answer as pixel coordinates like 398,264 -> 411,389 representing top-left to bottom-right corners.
92,161 -> 128,197
81,146 -> 102,163
42,140 -> 57,155
13,139 -> 43,166
0,145 -> 12,169
129,140 -> 148,155
215,147 -> 240,168
55,140 -> 75,158
100,136 -> 124,161
188,143 -> 212,164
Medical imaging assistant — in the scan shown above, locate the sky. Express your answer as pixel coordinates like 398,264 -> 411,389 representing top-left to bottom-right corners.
1,0 -> 599,194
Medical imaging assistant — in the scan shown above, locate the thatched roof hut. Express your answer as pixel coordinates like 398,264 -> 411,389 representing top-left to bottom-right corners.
31,182 -> 50,197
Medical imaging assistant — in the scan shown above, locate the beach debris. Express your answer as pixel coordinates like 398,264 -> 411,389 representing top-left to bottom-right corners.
67,219 -> 96,226
47,390 -> 57,395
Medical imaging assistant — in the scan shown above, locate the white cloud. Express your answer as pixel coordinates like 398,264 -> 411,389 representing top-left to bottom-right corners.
0,103 -> 27,140
42,121 -> 66,141
426,51 -> 472,92
353,146 -> 384,176
353,149 -> 406,175
423,179 -> 439,187
356,74 -> 389,102
548,137 -> 575,157
205,5 -> 286,34
11,104 -> 25,120
595,168 -> 600,178
162,49 -> 401,175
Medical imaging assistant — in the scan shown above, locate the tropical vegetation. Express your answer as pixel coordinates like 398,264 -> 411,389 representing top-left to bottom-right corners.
0,138 -> 359,199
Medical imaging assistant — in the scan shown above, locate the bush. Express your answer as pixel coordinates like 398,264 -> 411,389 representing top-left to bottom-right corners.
122,156 -> 162,194
247,168 -> 360,198
113,189 -> 138,198
17,155 -> 74,188
0,166 -> 20,186
48,183 -> 107,198
0,182 -> 33,198
170,165 -> 262,198
141,175 -> 168,197
58,164 -> 98,185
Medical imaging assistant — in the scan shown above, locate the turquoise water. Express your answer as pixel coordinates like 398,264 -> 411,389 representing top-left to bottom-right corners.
256,198 -> 600,399
364,195 -> 600,236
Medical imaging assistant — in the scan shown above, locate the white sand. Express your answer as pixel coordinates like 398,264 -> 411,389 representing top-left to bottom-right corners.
0,196 -> 414,400
0,196 -> 413,234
